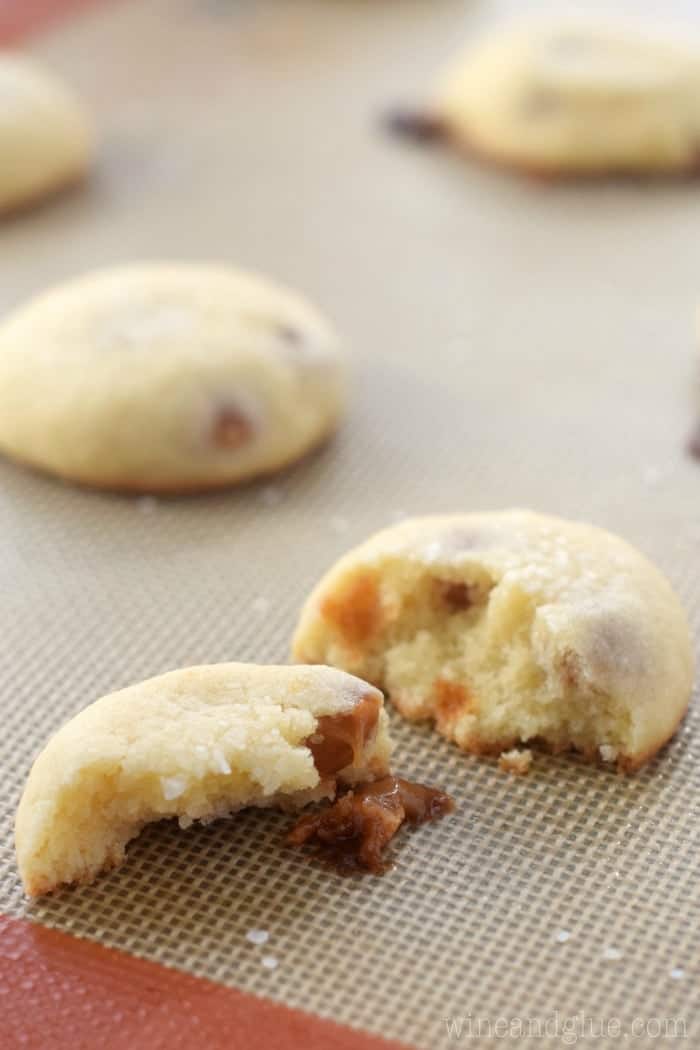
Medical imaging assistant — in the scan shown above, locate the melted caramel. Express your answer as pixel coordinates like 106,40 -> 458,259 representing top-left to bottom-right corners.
434,678 -> 475,733
306,693 -> 380,777
288,775 -> 454,875
212,407 -> 254,449
437,580 -> 474,612
320,571 -> 383,648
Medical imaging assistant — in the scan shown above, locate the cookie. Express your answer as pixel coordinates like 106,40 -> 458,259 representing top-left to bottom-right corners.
15,663 -> 391,896
432,19 -> 700,176
292,511 -> 694,771
0,264 -> 346,492
0,54 -> 92,214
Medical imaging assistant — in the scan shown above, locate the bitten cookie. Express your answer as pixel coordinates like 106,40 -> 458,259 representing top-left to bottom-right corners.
15,663 -> 391,895
293,512 -> 694,772
432,19 -> 700,176
0,264 -> 346,492
0,54 -> 92,214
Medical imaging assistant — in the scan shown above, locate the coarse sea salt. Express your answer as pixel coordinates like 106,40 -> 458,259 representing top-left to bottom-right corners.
212,748 -> 231,775
161,775 -> 187,801
246,929 -> 269,946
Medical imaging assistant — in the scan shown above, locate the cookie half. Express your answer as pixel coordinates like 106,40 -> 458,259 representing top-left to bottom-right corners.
433,19 -> 700,177
15,663 -> 391,895
0,264 -> 346,492
0,54 -> 92,214
293,512 -> 694,771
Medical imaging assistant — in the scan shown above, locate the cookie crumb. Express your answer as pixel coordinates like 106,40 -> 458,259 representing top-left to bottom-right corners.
261,955 -> 278,970
498,749 -> 533,775
246,929 -> 269,946
599,744 -> 618,763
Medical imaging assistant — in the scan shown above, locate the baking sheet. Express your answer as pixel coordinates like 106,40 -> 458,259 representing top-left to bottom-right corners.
1,1 -> 700,1046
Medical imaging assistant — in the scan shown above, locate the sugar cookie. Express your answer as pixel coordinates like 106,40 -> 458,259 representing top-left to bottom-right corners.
0,53 -> 92,213
293,512 -> 694,771
15,663 -> 391,895
0,264 -> 345,492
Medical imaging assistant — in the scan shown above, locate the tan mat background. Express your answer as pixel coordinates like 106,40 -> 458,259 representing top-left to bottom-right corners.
1,1 -> 700,1046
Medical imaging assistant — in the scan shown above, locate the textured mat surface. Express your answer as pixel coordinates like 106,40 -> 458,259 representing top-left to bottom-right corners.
1,1 -> 700,1047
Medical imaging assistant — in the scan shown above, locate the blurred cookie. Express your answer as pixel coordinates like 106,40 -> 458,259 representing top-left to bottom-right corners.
293,511 -> 694,771
433,19 -> 700,176
0,264 -> 346,491
0,54 -> 92,214
15,663 -> 391,895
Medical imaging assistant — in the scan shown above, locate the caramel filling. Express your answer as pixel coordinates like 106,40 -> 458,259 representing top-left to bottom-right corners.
320,571 -> 383,649
306,693 -> 381,777
288,776 -> 454,875
211,407 -> 254,449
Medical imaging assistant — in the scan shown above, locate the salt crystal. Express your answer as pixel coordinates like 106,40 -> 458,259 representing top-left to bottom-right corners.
212,748 -> 231,775
161,775 -> 187,800
602,946 -> 622,961
554,930 -> 571,943
670,967 -> 685,980
246,929 -> 269,946
261,955 -> 278,970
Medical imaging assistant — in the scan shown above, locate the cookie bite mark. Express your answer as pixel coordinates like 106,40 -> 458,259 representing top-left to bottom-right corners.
15,664 -> 393,895
306,692 -> 381,777
287,775 -> 454,875
383,108 -> 449,145
498,748 -> 533,775
211,405 -> 255,450
293,512 -> 694,773
320,570 -> 383,649
434,678 -> 476,733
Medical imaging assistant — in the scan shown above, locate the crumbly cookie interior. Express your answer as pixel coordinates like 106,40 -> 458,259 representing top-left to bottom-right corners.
317,559 -> 632,766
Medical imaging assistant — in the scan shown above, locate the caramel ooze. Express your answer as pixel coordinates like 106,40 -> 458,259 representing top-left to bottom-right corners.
307,693 -> 381,777
288,775 -> 455,874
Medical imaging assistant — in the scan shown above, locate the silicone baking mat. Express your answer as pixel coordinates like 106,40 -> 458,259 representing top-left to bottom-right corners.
1,1 -> 700,1047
